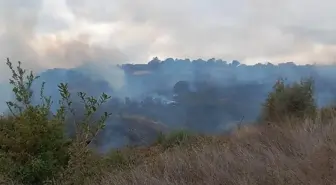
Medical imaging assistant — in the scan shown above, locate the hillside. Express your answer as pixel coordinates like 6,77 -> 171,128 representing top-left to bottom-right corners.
2,116 -> 336,184
1,59 -> 336,185
1,58 -> 335,151
106,119 -> 336,185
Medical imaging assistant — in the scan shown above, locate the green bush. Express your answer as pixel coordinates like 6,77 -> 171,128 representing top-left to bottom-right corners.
0,59 -> 112,185
156,130 -> 194,149
260,78 -> 317,124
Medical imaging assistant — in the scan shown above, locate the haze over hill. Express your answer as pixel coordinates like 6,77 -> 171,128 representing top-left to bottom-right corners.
2,58 -> 336,152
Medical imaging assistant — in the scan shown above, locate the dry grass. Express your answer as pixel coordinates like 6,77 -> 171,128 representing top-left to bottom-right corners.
99,117 -> 336,185
4,116 -> 336,185
4,114 -> 336,185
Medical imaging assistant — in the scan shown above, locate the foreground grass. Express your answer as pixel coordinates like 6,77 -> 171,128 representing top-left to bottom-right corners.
98,118 -> 336,185
7,115 -> 336,185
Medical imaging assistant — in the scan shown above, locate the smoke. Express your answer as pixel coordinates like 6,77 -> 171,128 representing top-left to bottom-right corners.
75,59 -> 126,91
0,0 -> 43,112
0,0 -> 42,76
0,0 -> 128,113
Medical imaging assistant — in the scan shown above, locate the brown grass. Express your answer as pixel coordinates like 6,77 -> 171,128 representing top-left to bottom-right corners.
4,116 -> 336,185
99,118 -> 336,185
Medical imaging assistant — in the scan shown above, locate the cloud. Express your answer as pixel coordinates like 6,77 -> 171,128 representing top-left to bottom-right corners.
63,0 -> 336,64
1,0 -> 336,82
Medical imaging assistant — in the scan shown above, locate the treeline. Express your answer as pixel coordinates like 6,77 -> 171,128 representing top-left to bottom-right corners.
29,57 -> 336,135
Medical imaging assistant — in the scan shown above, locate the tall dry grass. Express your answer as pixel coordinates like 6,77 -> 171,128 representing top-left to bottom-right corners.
101,117 -> 336,185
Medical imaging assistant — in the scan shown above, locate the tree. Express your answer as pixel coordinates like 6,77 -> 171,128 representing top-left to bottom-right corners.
0,58 -> 112,184
260,78 -> 316,123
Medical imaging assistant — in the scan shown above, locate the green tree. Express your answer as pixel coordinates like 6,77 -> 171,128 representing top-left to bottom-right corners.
0,58 -> 112,184
260,78 -> 316,124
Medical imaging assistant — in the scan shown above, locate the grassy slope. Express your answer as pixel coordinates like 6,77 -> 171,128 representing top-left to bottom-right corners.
101,118 -> 336,185
2,115 -> 336,185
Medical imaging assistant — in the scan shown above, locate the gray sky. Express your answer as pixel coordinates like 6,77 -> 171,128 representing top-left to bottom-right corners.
0,0 -> 336,82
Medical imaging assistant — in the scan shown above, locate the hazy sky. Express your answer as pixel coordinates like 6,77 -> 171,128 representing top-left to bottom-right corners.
0,0 -> 336,81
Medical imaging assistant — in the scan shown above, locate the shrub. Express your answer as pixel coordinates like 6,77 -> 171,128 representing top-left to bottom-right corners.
0,59 -> 112,184
156,130 -> 194,149
260,78 -> 317,124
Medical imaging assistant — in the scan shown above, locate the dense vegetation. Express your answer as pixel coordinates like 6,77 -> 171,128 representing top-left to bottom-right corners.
1,58 -> 336,185
28,58 -> 336,129
13,58 -> 334,152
